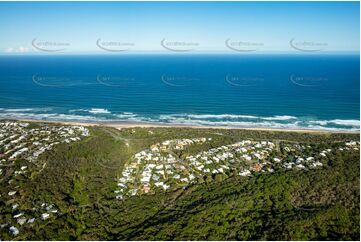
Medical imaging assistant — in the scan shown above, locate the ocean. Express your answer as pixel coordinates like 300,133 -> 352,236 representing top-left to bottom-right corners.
0,54 -> 359,131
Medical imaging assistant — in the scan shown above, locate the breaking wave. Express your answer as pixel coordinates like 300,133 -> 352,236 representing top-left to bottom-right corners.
0,108 -> 359,132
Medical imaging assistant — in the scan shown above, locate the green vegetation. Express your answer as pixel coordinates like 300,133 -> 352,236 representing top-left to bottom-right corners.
0,123 -> 359,240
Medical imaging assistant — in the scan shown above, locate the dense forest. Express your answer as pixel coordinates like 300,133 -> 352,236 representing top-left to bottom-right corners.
0,123 -> 359,240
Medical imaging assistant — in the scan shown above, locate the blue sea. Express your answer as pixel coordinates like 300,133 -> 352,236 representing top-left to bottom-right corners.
0,54 -> 359,131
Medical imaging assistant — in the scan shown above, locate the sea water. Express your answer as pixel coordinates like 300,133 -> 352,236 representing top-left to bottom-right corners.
0,54 -> 359,131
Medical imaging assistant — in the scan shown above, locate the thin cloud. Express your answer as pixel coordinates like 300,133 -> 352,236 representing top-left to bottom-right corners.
4,46 -> 32,53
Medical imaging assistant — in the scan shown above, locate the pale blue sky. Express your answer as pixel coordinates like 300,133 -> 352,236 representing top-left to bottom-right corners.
0,1 -> 359,54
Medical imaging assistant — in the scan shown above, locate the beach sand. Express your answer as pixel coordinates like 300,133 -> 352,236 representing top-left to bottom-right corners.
4,118 -> 359,134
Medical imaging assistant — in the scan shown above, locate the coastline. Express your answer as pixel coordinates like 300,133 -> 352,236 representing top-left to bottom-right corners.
2,118 -> 359,134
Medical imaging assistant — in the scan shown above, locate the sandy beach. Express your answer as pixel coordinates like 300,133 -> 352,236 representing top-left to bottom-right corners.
4,118 -> 359,134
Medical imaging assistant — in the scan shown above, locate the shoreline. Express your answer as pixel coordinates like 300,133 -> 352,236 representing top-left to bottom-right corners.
2,118 -> 359,134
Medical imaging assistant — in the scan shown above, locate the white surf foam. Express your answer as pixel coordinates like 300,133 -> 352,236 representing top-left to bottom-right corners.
262,115 -> 297,121
309,119 -> 360,127
88,108 -> 111,114
0,109 -> 359,132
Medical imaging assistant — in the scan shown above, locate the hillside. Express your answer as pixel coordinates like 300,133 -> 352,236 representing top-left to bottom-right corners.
0,121 -> 359,240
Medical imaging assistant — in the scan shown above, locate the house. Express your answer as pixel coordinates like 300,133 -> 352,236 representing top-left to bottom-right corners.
13,213 -> 23,219
27,218 -> 35,224
162,184 -> 170,190
242,155 -> 252,161
155,170 -> 165,176
267,168 -> 274,173
283,163 -> 293,169
140,176 -> 151,184
311,161 -> 323,167
239,169 -> 251,176
41,213 -> 50,220
142,185 -> 151,193
112,136 -> 349,200
17,218 -> 27,225
306,157 -> 314,162
8,191 -> 17,196
117,183 -> 126,188
155,165 -> 163,170
196,165 -> 204,171
129,189 -> 137,196
9,226 -> 19,236
296,157 -> 304,163
152,174 -> 160,181
155,182 -> 164,187
252,163 -> 263,172
150,145 -> 159,152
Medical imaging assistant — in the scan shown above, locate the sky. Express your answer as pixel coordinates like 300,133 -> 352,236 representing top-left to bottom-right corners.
0,1 -> 359,54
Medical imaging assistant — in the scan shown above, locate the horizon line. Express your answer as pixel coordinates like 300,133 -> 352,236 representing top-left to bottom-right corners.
0,51 -> 360,56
